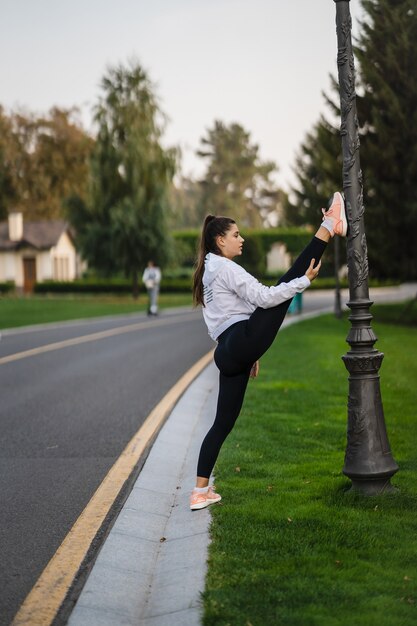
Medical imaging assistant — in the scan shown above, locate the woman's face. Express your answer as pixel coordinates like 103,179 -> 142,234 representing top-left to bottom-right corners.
217,224 -> 244,259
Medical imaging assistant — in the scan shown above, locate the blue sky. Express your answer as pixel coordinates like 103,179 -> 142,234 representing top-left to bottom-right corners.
1,0 -> 364,191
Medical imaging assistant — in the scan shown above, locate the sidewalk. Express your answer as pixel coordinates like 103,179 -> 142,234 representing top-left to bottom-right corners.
68,361 -> 219,626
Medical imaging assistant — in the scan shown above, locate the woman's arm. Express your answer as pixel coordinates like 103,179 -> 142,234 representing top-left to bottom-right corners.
222,263 -> 311,309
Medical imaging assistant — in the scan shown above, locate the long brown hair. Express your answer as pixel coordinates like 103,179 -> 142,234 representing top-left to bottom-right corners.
192,215 -> 236,306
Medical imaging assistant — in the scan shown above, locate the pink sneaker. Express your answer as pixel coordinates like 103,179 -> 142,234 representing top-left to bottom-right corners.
190,485 -> 222,510
322,191 -> 348,237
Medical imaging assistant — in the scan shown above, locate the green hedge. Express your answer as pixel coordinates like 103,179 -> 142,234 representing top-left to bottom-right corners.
34,276 -> 192,295
173,227 -> 313,264
34,280 -> 130,295
30,227 -> 350,295
172,227 -> 336,277
0,281 -> 15,294
32,274 -> 401,295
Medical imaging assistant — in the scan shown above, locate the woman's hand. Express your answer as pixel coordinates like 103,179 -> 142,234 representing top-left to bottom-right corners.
250,361 -> 260,378
305,258 -> 321,282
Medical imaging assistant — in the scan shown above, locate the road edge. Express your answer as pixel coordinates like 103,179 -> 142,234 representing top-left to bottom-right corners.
11,349 -> 214,626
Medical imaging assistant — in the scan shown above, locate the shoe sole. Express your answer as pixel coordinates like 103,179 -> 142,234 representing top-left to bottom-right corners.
334,191 -> 348,237
190,496 -> 222,511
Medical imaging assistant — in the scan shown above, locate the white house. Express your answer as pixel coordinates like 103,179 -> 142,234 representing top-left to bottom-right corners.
0,212 -> 82,292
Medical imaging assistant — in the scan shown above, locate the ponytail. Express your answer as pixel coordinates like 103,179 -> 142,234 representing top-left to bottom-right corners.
192,214 -> 236,306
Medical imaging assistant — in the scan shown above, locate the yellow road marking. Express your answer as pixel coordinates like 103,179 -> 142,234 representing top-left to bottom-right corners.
11,349 -> 214,625
0,312 -> 199,366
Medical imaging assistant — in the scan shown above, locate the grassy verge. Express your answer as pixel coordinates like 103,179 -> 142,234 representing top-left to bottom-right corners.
371,298 -> 417,327
0,293 -> 192,329
203,310 -> 417,626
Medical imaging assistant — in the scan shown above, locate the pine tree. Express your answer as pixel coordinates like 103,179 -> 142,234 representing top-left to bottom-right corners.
355,0 -> 417,279
197,121 -> 284,228
286,110 -> 342,227
291,0 -> 417,280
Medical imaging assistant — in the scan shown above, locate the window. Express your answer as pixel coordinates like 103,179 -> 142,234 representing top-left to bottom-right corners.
53,256 -> 70,281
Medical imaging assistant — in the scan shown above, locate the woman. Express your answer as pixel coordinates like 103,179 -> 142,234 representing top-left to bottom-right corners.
190,192 -> 347,510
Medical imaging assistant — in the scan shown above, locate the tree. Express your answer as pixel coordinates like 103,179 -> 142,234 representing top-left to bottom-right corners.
354,0 -> 417,279
33,108 -> 94,219
0,107 -> 17,220
168,174 -> 203,229
286,109 -> 342,227
291,0 -> 417,280
0,106 -> 93,220
197,121 -> 285,228
67,60 -> 176,297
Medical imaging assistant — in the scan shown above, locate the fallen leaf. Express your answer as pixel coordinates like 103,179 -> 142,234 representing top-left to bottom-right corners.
287,517 -> 292,523
267,485 -> 273,492
235,466 -> 241,472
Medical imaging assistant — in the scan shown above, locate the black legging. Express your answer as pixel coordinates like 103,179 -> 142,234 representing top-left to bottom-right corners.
197,236 -> 327,478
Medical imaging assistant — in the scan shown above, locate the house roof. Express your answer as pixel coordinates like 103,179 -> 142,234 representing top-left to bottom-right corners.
0,219 -> 73,251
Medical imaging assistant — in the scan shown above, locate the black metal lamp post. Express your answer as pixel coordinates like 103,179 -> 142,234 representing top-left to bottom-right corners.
333,0 -> 398,494
334,235 -> 342,319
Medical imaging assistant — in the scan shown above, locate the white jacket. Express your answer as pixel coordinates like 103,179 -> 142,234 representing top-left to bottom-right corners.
142,266 -> 161,289
202,252 -> 310,340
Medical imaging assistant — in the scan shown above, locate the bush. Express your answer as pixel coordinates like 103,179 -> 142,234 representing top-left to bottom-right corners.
173,227 -> 315,275
172,231 -> 199,267
34,279 -> 131,295
0,281 -> 15,294
34,276 -> 192,295
235,234 -> 266,276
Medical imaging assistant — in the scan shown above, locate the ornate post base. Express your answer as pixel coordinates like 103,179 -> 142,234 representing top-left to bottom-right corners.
342,301 -> 399,495
347,479 -> 397,496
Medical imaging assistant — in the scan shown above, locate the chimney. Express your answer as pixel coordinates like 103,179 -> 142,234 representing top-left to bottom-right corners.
8,212 -> 23,242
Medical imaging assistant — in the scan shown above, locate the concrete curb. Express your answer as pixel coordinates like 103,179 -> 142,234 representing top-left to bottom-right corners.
68,362 -> 219,626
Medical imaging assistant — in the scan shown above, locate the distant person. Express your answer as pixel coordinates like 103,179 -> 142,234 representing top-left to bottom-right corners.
190,192 -> 348,510
142,261 -> 161,316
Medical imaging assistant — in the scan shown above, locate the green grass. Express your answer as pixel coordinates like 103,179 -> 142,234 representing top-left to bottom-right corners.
203,311 -> 417,626
0,293 -> 192,329
371,298 -> 417,327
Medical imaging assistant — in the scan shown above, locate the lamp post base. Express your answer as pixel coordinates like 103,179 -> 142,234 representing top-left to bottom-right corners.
345,478 -> 399,496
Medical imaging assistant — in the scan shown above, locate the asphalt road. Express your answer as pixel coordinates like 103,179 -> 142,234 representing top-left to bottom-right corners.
0,308 -> 212,626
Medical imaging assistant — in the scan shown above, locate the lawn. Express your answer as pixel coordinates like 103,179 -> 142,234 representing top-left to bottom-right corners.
0,293 -> 192,329
203,308 -> 417,626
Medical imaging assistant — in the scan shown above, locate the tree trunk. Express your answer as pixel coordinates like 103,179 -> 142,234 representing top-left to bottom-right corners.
132,269 -> 139,300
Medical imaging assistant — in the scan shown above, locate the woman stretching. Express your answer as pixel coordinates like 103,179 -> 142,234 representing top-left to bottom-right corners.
190,192 -> 347,510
